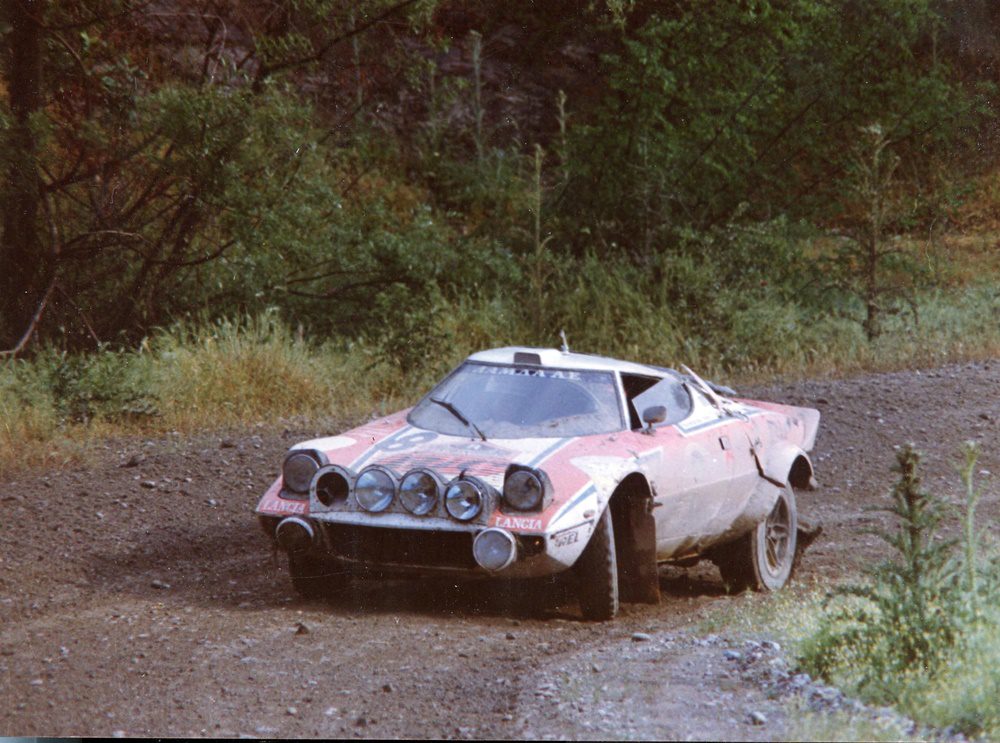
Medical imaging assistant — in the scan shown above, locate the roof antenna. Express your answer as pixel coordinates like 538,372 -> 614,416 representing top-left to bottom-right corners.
559,329 -> 570,353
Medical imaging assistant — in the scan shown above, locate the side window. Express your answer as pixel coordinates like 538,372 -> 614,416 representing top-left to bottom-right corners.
622,374 -> 693,429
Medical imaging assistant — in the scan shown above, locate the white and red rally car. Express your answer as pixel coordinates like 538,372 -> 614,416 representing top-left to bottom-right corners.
256,346 -> 820,620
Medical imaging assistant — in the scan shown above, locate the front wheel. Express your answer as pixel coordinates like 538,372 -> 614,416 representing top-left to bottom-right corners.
717,484 -> 798,592
574,509 -> 620,621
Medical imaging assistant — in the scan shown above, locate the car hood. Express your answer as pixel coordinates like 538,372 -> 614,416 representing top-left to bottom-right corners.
291,410 -> 647,531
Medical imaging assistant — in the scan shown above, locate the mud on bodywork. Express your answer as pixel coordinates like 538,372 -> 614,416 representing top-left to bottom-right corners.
254,345 -> 822,619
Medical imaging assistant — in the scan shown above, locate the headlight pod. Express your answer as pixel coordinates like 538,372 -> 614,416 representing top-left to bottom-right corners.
355,466 -> 397,513
311,464 -> 353,508
445,477 -> 487,521
502,465 -> 552,512
283,449 -> 327,494
399,469 -> 442,515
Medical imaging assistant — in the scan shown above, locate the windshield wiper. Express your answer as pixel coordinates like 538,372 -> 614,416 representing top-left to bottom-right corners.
430,397 -> 487,441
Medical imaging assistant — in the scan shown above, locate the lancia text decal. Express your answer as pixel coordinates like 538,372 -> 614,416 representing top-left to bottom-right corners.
494,515 -> 543,530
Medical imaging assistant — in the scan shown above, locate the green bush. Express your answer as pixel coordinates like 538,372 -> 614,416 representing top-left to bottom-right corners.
915,604 -> 1000,737
801,446 -> 960,694
561,1 -> 972,245
798,443 -> 1000,738
0,341 -> 159,443
29,347 -> 157,424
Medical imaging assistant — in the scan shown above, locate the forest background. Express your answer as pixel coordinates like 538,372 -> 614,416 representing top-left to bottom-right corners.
1,0 -> 999,454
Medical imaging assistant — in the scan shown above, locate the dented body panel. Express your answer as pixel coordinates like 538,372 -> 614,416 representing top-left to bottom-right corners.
255,346 -> 820,586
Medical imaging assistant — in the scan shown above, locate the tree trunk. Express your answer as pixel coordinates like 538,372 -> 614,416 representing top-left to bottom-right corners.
864,234 -> 880,342
1,0 -> 48,349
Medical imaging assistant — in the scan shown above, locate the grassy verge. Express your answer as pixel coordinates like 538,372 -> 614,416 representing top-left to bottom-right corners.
782,704 -> 928,742
738,589 -> 1000,742
0,315 -> 397,476
1,283 -> 998,478
717,445 -> 1000,741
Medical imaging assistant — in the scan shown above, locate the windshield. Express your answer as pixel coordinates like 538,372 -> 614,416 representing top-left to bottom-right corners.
408,362 -> 624,438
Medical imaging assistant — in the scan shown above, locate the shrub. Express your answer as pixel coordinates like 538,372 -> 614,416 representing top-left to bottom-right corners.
37,347 -> 158,424
798,443 -> 1000,737
801,446 -> 960,697
150,312 -> 343,426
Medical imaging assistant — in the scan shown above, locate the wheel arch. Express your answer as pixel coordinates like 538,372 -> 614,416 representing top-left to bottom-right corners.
788,453 -> 815,490
760,442 -> 816,491
606,472 -> 660,604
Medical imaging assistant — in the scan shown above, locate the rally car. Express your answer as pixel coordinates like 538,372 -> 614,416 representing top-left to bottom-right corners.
255,346 -> 820,620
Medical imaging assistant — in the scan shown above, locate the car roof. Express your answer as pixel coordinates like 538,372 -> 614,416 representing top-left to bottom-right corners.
466,346 -> 677,378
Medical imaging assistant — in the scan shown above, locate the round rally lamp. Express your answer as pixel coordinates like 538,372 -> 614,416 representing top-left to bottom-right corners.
503,469 -> 544,511
283,451 -> 321,494
445,479 -> 484,521
313,464 -> 352,507
473,528 -> 517,571
399,469 -> 440,515
275,516 -> 316,554
355,466 -> 396,512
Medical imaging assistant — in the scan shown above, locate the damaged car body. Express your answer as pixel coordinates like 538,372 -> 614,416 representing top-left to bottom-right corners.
256,346 -> 821,620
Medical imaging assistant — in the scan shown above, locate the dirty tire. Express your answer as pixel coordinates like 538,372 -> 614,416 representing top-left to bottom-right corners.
288,553 -> 346,599
575,508 -> 620,621
717,484 -> 798,592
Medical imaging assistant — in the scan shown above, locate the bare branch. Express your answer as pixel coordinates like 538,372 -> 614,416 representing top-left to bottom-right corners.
0,276 -> 57,358
54,283 -> 102,347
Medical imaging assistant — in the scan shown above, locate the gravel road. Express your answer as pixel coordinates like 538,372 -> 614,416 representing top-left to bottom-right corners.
1,360 -> 997,739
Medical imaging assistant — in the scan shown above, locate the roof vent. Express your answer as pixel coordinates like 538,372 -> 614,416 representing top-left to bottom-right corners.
513,352 -> 542,366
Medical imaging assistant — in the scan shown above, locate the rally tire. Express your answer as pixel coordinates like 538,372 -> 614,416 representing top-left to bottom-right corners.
575,508 -> 620,621
717,484 -> 798,592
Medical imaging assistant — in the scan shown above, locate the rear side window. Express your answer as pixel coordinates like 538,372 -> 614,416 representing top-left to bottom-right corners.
624,374 -> 692,428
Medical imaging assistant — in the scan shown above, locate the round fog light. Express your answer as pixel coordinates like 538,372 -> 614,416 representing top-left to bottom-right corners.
275,516 -> 316,554
400,469 -> 439,515
315,466 -> 351,507
473,528 -> 517,572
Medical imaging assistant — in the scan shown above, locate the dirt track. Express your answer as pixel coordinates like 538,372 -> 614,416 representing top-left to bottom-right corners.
1,360 -> 998,739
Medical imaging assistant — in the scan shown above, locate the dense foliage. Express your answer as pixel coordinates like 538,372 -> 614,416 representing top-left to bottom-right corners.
0,0 -> 995,367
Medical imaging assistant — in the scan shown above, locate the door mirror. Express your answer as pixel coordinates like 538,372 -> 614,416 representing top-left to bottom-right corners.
631,376 -> 692,429
641,405 -> 667,433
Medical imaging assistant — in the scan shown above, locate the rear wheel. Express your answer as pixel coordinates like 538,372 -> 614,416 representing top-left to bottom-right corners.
288,553 -> 348,599
717,484 -> 797,592
574,509 -> 620,620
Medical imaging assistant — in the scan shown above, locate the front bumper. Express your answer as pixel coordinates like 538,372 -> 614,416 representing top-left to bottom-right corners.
259,514 -> 589,579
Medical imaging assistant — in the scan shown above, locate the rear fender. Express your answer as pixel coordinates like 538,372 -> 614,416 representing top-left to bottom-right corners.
742,400 -> 821,451
709,444 -> 816,549
712,477 -> 786,546
755,442 -> 815,491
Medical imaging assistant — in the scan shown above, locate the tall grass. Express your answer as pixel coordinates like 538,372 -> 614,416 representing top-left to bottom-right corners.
0,358 -> 82,472
0,282 -> 997,477
153,314 -> 359,427
0,314 -> 413,476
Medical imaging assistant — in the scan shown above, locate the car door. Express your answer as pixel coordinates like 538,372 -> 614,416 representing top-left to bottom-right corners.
627,377 -> 737,557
